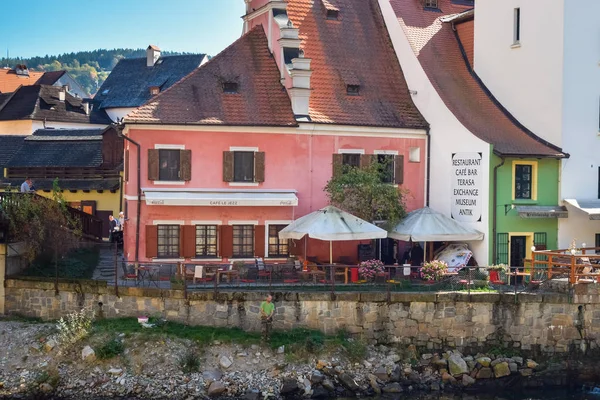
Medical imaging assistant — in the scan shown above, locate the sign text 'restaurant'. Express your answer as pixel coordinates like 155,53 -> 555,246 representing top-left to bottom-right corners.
451,152 -> 482,222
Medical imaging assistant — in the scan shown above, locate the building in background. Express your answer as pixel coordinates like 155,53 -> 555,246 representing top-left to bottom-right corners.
0,65 -> 88,98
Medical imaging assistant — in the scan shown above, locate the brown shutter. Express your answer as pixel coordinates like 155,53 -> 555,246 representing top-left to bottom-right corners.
124,149 -> 129,182
223,151 -> 234,182
181,225 -> 196,258
360,154 -> 374,169
220,225 -> 233,258
395,155 -> 404,185
332,154 -> 343,177
255,225 -> 266,258
180,150 -> 192,181
146,225 -> 158,258
254,152 -> 265,183
148,149 -> 159,181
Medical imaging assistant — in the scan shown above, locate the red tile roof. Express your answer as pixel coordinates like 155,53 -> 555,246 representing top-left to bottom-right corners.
286,0 -> 428,129
126,27 -> 297,126
390,0 -> 565,157
0,68 -> 44,93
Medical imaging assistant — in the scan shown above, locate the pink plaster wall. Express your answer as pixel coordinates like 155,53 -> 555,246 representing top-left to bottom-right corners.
123,128 -> 426,263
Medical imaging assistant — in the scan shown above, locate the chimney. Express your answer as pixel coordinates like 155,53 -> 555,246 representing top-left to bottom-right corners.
147,45 -> 161,67
287,51 -> 312,118
83,102 -> 90,115
58,89 -> 66,102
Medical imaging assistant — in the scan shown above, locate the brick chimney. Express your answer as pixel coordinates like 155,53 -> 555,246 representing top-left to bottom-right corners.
287,51 -> 312,118
147,45 -> 161,67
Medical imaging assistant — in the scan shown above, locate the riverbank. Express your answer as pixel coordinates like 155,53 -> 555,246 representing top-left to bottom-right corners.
0,317 -> 598,399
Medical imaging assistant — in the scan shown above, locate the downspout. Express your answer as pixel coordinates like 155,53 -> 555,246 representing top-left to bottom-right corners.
425,128 -> 431,207
492,155 -> 506,264
114,122 -> 141,263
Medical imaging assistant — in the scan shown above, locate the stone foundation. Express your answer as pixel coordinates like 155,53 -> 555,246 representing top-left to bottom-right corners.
5,278 -> 600,354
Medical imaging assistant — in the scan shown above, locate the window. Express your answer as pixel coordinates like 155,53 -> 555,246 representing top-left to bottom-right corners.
424,0 -> 438,8
149,86 -> 160,95
233,151 -> 255,182
342,153 -> 360,169
326,9 -> 339,20
514,164 -> 532,199
346,84 -> 360,96
159,149 -> 181,181
595,234 -> 600,254
195,225 -> 218,257
157,225 -> 179,258
283,48 -> 300,65
223,82 -> 238,94
377,154 -> 394,184
513,8 -> 521,44
268,225 -> 289,257
233,225 -> 254,258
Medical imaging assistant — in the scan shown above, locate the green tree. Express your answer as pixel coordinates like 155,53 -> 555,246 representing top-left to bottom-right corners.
324,160 -> 407,228
1,180 -> 81,263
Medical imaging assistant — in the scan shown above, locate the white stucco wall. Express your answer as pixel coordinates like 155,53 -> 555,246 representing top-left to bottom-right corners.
106,108 -> 138,123
557,2 -> 600,247
379,0 -> 491,264
473,0 -> 565,147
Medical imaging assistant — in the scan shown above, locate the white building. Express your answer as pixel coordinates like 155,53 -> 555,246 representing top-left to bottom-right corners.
473,0 -> 600,249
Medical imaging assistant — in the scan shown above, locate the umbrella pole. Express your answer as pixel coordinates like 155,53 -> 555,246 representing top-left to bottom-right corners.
424,242 -> 427,263
329,241 -> 333,264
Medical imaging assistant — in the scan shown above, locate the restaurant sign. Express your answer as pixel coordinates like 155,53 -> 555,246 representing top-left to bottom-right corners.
451,152 -> 482,222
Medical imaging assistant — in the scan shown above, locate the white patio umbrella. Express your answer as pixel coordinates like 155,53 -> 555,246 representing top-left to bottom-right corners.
388,207 -> 484,261
279,205 -> 387,263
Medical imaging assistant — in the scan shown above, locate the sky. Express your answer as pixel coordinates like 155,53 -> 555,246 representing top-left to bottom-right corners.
0,0 -> 246,59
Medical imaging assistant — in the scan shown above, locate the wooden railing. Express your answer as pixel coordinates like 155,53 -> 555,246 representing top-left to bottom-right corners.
532,248 -> 600,284
0,192 -> 103,240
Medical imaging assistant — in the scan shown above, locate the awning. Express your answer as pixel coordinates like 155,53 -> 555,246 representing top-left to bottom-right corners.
143,189 -> 298,207
516,205 -> 568,219
564,199 -> 600,220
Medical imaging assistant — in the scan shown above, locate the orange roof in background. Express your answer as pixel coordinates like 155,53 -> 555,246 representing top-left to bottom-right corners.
286,0 -> 428,129
390,0 -> 565,157
0,68 -> 44,93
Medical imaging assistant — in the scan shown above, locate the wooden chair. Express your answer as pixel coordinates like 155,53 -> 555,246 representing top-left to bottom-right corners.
192,265 -> 215,284
256,258 -> 272,281
333,265 -> 349,284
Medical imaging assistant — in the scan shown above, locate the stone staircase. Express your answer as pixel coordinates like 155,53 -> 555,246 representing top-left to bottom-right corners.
92,242 -> 121,283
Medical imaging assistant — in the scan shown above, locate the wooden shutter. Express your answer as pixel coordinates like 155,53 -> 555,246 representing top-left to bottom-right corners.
220,225 -> 233,258
394,155 -> 404,185
332,154 -> 343,177
148,149 -> 159,181
360,154 -> 374,169
181,225 -> 196,258
124,150 -> 129,182
146,225 -> 158,258
180,150 -> 192,181
255,225 -> 266,258
223,151 -> 234,182
254,152 -> 265,183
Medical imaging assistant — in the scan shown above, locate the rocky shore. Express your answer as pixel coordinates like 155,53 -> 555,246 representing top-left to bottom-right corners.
0,319 -> 594,399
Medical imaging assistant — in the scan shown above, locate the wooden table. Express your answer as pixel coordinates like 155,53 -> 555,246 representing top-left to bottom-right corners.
217,269 -> 239,284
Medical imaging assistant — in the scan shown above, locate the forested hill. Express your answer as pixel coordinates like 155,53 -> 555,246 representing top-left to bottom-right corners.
0,48 -> 189,96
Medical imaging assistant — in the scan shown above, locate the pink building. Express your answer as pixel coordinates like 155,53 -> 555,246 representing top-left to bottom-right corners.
121,0 -> 428,264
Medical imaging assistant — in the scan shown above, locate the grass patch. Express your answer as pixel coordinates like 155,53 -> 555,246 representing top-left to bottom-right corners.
178,349 -> 201,373
96,337 -> 125,359
21,246 -> 100,279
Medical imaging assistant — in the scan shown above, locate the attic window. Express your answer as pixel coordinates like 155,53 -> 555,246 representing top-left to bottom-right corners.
283,48 -> 300,65
346,84 -> 360,96
423,0 -> 438,9
326,9 -> 339,20
149,86 -> 160,95
223,82 -> 239,94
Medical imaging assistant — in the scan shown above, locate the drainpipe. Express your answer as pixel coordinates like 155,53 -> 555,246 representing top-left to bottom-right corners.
425,128 -> 431,207
492,156 -> 506,264
114,122 -> 141,263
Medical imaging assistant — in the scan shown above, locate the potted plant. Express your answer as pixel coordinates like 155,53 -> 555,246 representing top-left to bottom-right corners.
420,260 -> 448,282
170,275 -> 185,290
488,264 -> 508,283
358,259 -> 385,282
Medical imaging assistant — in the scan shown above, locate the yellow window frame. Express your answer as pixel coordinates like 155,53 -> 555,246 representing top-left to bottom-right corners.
512,160 -> 538,201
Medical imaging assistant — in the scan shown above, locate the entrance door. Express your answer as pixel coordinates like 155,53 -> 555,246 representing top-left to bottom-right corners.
510,236 -> 526,267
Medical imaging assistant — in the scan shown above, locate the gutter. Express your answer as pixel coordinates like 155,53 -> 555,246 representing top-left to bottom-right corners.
425,127 -> 431,207
492,156 -> 505,264
113,121 -> 141,263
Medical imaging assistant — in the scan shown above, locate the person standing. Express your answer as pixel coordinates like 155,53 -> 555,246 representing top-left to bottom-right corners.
108,215 -> 117,242
118,211 -> 125,231
260,294 -> 275,341
411,242 -> 424,266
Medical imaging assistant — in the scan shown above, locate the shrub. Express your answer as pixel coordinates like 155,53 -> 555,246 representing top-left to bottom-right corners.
358,259 -> 385,280
420,260 -> 448,281
178,349 -> 201,373
96,337 -> 125,359
56,308 -> 93,345
488,263 -> 508,272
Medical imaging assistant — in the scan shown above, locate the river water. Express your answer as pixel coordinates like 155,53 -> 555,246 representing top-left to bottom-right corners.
343,389 -> 596,399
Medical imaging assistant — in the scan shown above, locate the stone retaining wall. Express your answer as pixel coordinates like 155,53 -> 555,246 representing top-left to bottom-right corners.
4,278 -> 600,354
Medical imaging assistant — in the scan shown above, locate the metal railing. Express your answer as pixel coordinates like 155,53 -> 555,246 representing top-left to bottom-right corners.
0,192 -> 103,240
